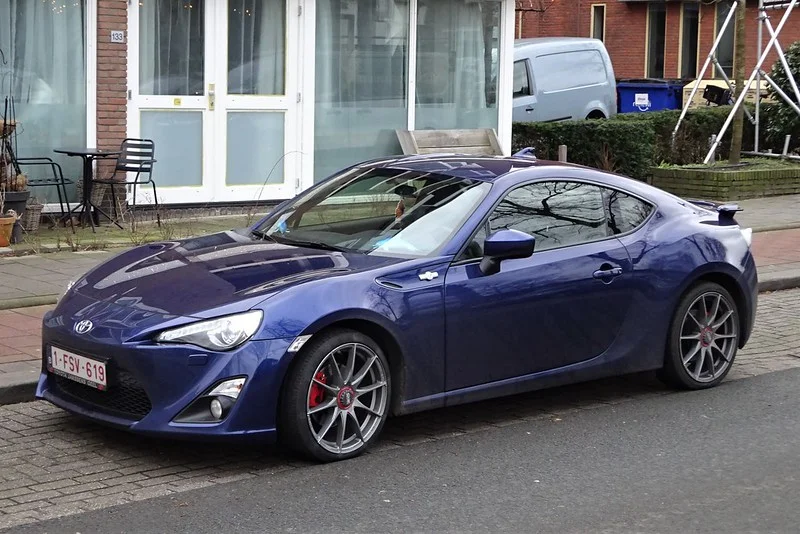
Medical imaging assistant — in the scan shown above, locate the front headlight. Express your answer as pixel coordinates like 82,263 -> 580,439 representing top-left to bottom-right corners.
155,310 -> 263,351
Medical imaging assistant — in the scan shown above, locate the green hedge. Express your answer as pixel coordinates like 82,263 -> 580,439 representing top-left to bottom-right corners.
512,120 -> 655,179
511,104 -> 792,180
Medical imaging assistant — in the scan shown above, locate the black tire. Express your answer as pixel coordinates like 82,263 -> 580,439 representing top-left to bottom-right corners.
279,328 -> 391,462
660,282 -> 740,390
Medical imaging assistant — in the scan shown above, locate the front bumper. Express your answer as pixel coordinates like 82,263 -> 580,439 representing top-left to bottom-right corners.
36,305 -> 294,443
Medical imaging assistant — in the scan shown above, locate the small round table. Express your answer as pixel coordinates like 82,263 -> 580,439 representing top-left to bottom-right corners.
54,148 -> 122,232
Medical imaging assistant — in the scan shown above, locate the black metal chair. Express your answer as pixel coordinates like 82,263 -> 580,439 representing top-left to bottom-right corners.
17,157 -> 75,231
93,138 -> 160,230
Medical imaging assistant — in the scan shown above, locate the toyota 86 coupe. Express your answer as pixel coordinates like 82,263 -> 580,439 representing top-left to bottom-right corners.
36,153 -> 757,462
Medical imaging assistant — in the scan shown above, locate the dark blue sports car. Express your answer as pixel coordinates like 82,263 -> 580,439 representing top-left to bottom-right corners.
37,154 -> 757,461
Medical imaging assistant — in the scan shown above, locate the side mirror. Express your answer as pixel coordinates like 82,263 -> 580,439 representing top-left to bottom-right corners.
479,229 -> 535,276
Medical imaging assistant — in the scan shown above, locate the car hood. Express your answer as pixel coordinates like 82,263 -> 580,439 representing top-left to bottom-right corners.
73,230 -> 401,317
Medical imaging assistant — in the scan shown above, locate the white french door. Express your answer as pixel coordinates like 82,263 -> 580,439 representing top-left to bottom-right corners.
129,0 -> 301,204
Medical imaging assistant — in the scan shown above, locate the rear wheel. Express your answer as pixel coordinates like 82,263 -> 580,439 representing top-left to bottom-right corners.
660,282 -> 739,390
280,329 -> 391,462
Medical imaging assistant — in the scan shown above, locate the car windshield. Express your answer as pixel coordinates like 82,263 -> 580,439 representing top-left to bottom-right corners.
253,166 -> 491,258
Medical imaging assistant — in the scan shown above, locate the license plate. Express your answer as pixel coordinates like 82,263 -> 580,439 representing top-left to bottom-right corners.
48,346 -> 107,390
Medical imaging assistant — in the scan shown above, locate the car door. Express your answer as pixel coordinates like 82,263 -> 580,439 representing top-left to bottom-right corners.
512,59 -> 539,122
444,180 -> 636,392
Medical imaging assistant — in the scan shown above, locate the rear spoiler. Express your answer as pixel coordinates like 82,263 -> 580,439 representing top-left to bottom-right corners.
686,199 -> 743,226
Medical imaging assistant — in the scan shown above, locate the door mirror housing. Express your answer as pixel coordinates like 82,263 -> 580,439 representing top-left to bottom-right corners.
479,229 -> 535,275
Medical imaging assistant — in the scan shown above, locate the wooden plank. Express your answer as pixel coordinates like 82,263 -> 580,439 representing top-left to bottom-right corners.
486,129 -> 503,155
417,145 -> 495,155
413,129 -> 494,149
395,129 -> 420,155
396,128 -> 502,155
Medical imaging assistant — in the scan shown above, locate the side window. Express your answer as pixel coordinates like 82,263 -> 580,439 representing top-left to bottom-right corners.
461,181 -> 608,259
513,60 -> 531,98
604,189 -> 654,235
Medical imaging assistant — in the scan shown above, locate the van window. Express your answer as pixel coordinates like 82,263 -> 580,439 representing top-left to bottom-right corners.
513,60 -> 531,98
533,50 -> 607,93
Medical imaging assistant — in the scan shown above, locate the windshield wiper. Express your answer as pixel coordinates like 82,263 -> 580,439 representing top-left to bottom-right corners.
251,228 -> 278,242
270,234 -> 353,253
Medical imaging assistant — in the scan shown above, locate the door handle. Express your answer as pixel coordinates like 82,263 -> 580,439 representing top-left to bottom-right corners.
208,83 -> 216,111
592,266 -> 623,280
525,106 -> 535,112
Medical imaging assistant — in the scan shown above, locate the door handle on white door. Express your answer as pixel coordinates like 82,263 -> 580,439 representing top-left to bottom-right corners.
208,83 -> 215,111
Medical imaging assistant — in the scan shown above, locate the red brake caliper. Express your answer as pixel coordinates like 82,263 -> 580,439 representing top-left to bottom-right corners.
309,371 -> 327,408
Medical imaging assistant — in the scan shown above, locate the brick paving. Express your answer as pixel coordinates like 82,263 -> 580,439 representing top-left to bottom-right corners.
752,228 -> 800,270
0,251 -> 114,309
0,306 -> 51,367
1,289 -> 799,531
737,193 -> 800,232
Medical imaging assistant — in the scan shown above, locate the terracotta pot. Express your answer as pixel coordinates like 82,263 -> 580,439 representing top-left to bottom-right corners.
0,216 -> 16,247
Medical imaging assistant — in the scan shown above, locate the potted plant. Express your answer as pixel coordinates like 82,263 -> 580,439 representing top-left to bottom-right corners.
0,190 -> 19,247
0,116 -> 29,220
0,160 -> 29,215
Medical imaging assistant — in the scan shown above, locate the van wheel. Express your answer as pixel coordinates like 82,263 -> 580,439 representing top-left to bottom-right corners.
587,111 -> 606,120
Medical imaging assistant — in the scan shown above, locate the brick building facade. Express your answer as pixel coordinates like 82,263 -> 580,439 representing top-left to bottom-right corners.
516,0 -> 800,81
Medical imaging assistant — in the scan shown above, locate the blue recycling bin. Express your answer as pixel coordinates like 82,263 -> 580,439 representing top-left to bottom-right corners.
617,79 -> 685,113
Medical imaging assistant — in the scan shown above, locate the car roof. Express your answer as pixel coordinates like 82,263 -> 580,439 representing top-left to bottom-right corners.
358,154 -> 551,181
514,37 -> 602,50
359,153 -> 670,203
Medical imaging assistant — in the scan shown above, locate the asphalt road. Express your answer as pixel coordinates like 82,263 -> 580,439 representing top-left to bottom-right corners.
12,368 -> 800,534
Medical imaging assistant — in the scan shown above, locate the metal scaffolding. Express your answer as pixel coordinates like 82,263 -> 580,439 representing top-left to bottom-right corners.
703,0 -> 800,163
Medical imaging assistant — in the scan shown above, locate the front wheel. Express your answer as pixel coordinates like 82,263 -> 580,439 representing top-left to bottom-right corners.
279,329 -> 391,462
660,282 -> 740,390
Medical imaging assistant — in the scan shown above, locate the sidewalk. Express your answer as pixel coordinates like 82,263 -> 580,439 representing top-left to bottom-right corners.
0,193 -> 799,404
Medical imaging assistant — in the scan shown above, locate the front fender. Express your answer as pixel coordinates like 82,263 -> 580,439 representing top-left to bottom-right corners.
252,272 -> 447,404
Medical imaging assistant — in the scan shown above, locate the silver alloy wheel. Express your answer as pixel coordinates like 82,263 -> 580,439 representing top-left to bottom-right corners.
305,342 -> 388,455
679,291 -> 738,383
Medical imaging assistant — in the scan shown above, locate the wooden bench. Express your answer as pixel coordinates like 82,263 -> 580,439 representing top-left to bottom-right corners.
396,128 -> 503,156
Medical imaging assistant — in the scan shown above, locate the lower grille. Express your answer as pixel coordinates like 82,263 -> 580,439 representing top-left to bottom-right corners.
52,369 -> 152,421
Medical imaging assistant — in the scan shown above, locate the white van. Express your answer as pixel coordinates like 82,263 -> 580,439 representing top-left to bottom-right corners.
513,37 -> 617,123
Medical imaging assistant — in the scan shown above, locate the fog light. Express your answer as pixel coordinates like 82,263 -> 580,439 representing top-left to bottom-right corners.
210,398 -> 223,420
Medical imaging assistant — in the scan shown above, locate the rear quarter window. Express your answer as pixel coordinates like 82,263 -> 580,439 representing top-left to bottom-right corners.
605,189 -> 654,235
534,49 -> 608,93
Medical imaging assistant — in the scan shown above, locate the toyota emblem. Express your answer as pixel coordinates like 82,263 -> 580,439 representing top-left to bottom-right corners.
74,320 -> 94,334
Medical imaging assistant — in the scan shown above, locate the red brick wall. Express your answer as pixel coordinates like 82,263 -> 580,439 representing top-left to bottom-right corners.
95,0 -> 128,179
517,1 -> 800,82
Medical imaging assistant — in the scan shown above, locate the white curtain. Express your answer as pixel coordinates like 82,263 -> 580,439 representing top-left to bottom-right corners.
314,0 -> 409,182
228,0 -> 285,95
415,0 -> 500,130
0,0 -> 85,201
139,0 -> 205,95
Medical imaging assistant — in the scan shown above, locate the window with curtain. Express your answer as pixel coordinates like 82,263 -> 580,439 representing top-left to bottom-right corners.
715,1 -> 735,79
415,0 -> 501,131
139,0 -> 205,96
681,3 -> 700,79
314,0 -> 409,182
0,0 -> 86,202
647,3 -> 666,79
228,0 -> 285,95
